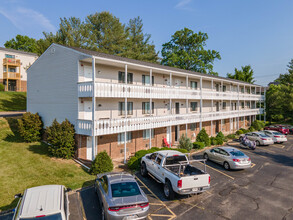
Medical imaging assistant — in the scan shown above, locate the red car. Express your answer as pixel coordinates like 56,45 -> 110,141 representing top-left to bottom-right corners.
264,125 -> 289,135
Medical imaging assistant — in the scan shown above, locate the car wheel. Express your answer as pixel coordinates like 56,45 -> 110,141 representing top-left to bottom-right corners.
256,140 -> 260,146
279,142 -> 283,144
164,180 -> 175,200
223,162 -> 230,170
203,153 -> 209,161
141,162 -> 148,177
239,136 -> 243,142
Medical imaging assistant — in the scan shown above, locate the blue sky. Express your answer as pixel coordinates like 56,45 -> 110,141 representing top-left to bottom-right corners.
1,0 -> 293,86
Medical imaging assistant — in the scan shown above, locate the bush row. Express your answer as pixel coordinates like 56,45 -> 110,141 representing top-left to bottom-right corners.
235,120 -> 266,135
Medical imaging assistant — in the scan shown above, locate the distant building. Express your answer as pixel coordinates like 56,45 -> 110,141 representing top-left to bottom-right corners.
0,47 -> 38,91
268,81 -> 280,86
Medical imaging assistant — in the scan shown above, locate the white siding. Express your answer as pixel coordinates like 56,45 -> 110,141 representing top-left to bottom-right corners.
27,44 -> 90,127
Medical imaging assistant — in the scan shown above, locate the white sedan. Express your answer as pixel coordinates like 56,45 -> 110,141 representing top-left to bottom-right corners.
262,130 -> 287,144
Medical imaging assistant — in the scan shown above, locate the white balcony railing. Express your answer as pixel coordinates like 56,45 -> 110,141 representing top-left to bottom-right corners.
76,108 -> 263,136
78,82 -> 264,101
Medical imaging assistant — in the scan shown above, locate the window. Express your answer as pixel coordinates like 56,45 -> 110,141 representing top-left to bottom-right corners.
241,102 -> 245,108
215,84 -> 220,91
111,182 -> 141,198
190,123 -> 197,131
118,71 -> 133,84
246,116 -> 250,121
118,102 -> 133,115
231,102 -> 234,110
223,85 -> 226,92
5,54 -> 15,58
118,132 -> 132,144
247,102 -> 250,108
142,102 -> 154,114
150,153 -> 157,161
247,88 -> 250,94
241,88 -> 244,93
101,176 -> 108,193
156,154 -> 163,165
190,102 -> 198,112
142,75 -> 154,85
143,129 -> 154,139
190,81 -> 197,89
222,102 -> 227,110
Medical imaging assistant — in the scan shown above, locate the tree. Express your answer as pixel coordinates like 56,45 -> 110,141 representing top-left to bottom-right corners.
18,112 -> 43,142
227,65 -> 255,83
161,28 -> 221,75
46,119 -> 75,159
275,59 -> 293,85
90,151 -> 114,174
4,35 -> 38,53
123,16 -> 158,62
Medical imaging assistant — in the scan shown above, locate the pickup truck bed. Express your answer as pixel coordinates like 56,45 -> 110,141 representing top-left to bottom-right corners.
166,164 -> 205,176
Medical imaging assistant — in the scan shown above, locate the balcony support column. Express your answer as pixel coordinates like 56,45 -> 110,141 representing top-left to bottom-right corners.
200,77 -> 202,130
237,84 -> 240,130
91,57 -> 96,160
149,69 -> 152,149
263,88 -> 266,122
186,98 -> 188,136
124,64 -> 128,164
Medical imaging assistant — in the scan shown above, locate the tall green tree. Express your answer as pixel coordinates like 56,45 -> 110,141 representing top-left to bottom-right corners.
123,16 -> 158,62
227,65 -> 255,83
4,35 -> 38,53
85,11 -> 128,54
266,59 -> 293,122
161,28 -> 221,75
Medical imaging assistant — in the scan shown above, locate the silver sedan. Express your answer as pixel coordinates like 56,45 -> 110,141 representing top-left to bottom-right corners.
262,130 -> 287,144
242,132 -> 274,146
203,146 -> 251,170
95,172 -> 149,220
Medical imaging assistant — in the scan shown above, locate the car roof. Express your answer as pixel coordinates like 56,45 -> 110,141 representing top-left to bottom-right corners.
19,185 -> 64,218
155,150 -> 186,157
218,146 -> 241,152
102,172 -> 136,184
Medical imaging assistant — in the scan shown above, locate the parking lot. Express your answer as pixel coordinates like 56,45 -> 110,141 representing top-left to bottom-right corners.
64,135 -> 293,220
2,136 -> 293,220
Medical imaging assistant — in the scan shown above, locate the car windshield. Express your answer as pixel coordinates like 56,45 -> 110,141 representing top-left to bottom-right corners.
111,182 -> 141,198
20,213 -> 62,220
281,127 -> 286,129
229,150 -> 245,157
273,132 -> 282,135
258,133 -> 268,137
165,155 -> 187,165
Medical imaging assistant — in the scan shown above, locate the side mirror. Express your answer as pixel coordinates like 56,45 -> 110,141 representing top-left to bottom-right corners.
14,193 -> 22,199
66,188 -> 72,192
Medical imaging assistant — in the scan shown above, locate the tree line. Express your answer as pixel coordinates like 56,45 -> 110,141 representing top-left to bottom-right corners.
4,11 -> 256,79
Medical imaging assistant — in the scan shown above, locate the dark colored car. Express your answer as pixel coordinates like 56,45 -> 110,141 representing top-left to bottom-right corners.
284,125 -> 293,134
264,125 -> 289,135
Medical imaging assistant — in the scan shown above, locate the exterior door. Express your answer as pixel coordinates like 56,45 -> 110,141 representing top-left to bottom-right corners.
175,126 -> 179,142
84,101 -> 92,120
166,126 -> 171,145
86,136 -> 92,160
84,65 -> 92,82
175,103 -> 180,114
216,102 -> 220,112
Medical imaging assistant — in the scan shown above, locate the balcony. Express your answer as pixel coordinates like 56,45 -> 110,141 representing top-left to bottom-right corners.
76,108 -> 263,136
3,58 -> 20,66
3,72 -> 21,79
78,82 -> 264,101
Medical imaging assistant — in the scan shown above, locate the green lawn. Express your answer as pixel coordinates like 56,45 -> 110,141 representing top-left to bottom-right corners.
0,92 -> 26,111
0,117 -> 94,211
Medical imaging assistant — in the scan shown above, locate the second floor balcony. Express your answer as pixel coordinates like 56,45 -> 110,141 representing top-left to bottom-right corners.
78,82 -> 264,101
3,72 -> 21,79
3,58 -> 21,66
76,108 -> 263,136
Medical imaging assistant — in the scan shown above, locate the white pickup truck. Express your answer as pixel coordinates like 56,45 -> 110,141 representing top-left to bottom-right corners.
140,150 -> 210,199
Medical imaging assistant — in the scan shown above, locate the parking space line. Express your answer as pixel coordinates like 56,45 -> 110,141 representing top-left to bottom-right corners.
258,147 -> 275,153
251,163 -> 256,168
194,161 -> 234,180
149,203 -> 163,206
271,144 -> 285,149
151,214 -> 174,217
135,176 -> 177,220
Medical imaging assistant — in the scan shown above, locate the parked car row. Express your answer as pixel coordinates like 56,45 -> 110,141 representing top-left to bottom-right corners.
240,130 -> 287,146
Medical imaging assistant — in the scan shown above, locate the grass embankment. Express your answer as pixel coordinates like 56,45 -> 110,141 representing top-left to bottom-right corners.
0,117 -> 94,211
0,92 -> 26,111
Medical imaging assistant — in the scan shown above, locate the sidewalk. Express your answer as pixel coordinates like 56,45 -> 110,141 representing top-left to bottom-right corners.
0,110 -> 26,117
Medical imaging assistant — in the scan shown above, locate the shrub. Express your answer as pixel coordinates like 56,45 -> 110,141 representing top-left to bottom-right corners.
193,142 -> 205,149
236,130 -> 244,135
226,134 -> 236,139
251,120 -> 265,131
210,137 -> 218,145
196,128 -> 211,146
127,156 -> 139,170
0,83 -> 4,91
46,119 -> 75,159
248,126 -> 255,132
178,134 -> 193,151
216,131 -> 227,142
215,137 -> 224,145
239,128 -> 249,134
90,151 -> 113,174
18,112 -> 43,142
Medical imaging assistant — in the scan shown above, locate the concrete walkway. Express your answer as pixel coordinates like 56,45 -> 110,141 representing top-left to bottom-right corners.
0,111 -> 25,117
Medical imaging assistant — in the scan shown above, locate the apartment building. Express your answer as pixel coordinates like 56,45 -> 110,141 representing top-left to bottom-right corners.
27,44 -> 265,162
0,47 -> 38,91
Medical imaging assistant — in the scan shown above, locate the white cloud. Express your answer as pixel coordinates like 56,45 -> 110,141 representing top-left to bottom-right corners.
175,0 -> 194,11
0,6 -> 56,33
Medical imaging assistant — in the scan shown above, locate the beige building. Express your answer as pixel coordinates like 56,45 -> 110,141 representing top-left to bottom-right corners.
0,47 -> 38,91
27,44 -> 265,163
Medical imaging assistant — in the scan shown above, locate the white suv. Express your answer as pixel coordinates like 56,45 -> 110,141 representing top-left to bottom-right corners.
13,185 -> 70,220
